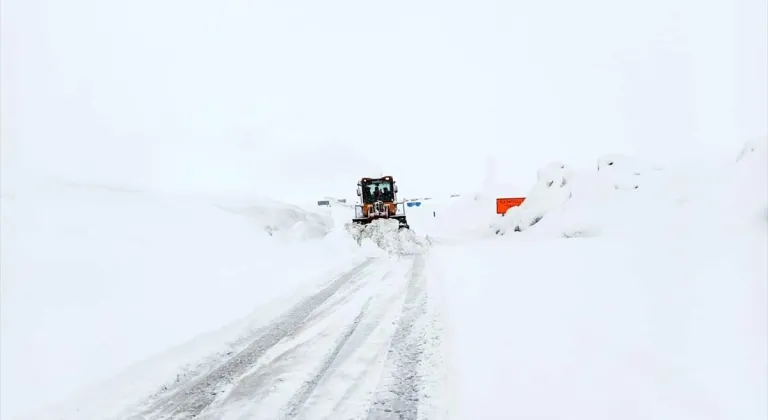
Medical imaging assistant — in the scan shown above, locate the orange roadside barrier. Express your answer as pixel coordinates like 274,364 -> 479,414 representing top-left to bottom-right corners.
496,197 -> 525,215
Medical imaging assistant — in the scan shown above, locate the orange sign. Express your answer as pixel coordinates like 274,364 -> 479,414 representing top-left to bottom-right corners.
496,197 -> 525,215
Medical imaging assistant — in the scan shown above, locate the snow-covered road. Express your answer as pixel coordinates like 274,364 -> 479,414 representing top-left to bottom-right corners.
4,140 -> 766,420
120,254 -> 441,420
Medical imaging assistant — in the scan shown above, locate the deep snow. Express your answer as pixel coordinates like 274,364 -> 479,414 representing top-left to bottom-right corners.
2,0 -> 766,415
429,139 -> 768,419
433,233 -> 766,420
4,139 -> 765,420
0,181 -> 372,420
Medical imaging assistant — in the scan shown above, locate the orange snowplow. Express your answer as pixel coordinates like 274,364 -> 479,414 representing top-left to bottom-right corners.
496,197 -> 525,215
352,176 -> 409,229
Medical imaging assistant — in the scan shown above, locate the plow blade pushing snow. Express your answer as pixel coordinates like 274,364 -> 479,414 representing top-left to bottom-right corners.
345,218 -> 429,255
352,214 -> 410,230
352,201 -> 410,230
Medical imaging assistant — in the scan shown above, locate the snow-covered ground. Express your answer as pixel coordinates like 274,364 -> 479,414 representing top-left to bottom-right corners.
0,180 -> 371,420
429,139 -> 768,419
434,232 -> 766,419
3,139 -> 765,420
3,0 -> 766,417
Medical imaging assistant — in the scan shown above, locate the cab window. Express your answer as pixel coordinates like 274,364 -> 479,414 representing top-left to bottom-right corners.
361,180 -> 394,203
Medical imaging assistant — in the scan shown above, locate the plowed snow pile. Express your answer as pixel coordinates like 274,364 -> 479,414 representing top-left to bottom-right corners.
345,219 -> 432,256
491,138 -> 768,238
432,139 -> 768,420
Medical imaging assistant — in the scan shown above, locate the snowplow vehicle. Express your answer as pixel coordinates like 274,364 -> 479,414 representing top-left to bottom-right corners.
352,176 -> 410,229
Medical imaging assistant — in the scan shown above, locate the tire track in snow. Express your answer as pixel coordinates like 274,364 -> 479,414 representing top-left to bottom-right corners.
367,254 -> 428,420
204,260 -> 408,417
205,256 -> 420,420
280,297 -> 373,419
129,258 -> 379,420
293,260 -> 417,420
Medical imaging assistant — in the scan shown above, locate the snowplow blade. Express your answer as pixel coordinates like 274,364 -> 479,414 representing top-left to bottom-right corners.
352,216 -> 409,229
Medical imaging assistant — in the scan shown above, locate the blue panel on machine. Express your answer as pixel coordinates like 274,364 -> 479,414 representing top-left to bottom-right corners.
406,201 -> 422,207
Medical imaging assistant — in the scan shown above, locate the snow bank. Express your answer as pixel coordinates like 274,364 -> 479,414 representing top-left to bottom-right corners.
491,138 -> 768,239
211,196 -> 333,240
491,162 -> 575,235
0,182 -> 358,420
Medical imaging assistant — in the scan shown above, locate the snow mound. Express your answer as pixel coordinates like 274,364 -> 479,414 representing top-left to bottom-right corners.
596,154 -> 663,191
211,196 -> 333,239
422,187 -> 526,241
492,162 -> 575,235
493,138 -> 768,239
345,219 -> 432,256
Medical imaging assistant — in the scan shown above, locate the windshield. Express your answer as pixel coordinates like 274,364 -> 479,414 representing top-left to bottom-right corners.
361,179 -> 394,203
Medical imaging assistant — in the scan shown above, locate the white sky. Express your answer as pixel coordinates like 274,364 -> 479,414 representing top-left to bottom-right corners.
2,0 -> 766,201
